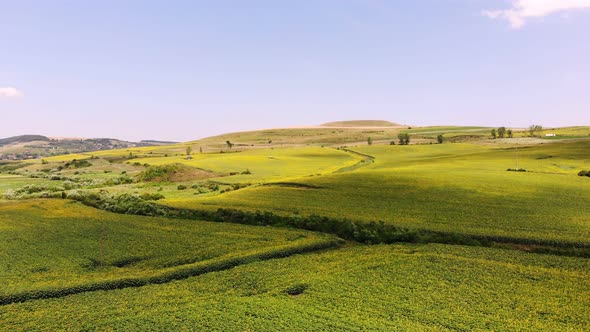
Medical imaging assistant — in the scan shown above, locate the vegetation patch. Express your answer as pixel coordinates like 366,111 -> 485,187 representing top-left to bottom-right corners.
137,164 -> 216,182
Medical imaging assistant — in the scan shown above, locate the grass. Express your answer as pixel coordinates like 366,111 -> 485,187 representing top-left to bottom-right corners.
1,243 -> 587,331
132,146 -> 363,182
164,141 -> 590,246
0,199 -> 338,302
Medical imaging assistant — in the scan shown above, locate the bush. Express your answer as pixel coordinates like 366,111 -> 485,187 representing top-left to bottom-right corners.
578,170 -> 590,177
137,164 -> 179,182
64,159 -> 92,169
177,185 -> 187,190
507,168 -> 527,172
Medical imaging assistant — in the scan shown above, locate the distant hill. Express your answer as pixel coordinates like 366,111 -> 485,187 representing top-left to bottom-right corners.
321,120 -> 400,127
0,135 -> 50,147
140,140 -> 179,146
0,135 -> 174,160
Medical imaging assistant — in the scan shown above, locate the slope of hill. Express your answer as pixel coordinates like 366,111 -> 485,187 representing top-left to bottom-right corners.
0,135 -> 50,146
321,120 -> 401,127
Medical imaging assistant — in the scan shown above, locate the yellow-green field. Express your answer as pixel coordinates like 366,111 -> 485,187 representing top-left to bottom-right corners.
1,125 -> 589,330
0,199 -> 338,304
1,244 -> 588,331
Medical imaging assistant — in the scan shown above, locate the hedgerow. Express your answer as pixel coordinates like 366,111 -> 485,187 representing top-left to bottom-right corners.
67,192 -> 589,253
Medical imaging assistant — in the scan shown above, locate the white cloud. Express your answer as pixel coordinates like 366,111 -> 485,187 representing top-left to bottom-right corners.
483,0 -> 590,28
0,87 -> 23,99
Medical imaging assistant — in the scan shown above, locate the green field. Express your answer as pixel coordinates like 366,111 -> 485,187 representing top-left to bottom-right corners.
1,244 -> 587,331
163,141 -> 590,245
1,125 -> 589,330
0,199 -> 338,304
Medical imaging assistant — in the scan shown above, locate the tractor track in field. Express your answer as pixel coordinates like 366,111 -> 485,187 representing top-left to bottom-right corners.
0,238 -> 342,306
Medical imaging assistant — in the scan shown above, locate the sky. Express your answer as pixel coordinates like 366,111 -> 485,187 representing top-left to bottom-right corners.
1,0 -> 589,142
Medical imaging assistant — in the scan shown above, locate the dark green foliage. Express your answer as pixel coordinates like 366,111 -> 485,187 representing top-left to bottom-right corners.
498,127 -> 506,138
367,137 -> 373,145
491,129 -> 497,139
137,164 -> 179,182
437,134 -> 444,144
241,169 -> 252,175
578,170 -> 590,177
64,159 -> 92,169
177,185 -> 187,190
285,283 -> 309,296
397,133 -> 410,145
507,168 -> 527,172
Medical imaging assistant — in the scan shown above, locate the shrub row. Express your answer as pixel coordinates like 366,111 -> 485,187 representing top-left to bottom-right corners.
578,170 -> 590,177
67,192 -> 590,251
0,238 -> 339,306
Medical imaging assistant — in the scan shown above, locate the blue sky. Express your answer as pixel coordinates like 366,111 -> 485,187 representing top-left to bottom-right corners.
1,0 -> 589,141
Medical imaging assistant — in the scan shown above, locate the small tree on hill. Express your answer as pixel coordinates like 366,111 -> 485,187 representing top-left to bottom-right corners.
498,127 -> 506,138
528,125 -> 543,137
491,129 -> 497,139
507,129 -> 513,138
186,146 -> 192,156
367,137 -> 373,145
398,133 -> 410,145
437,134 -> 444,144
226,141 -> 234,149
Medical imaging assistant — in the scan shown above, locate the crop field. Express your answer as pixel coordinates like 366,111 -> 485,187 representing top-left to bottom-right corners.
0,199 -> 338,304
1,244 -> 587,331
164,141 -> 590,245
132,146 -> 364,182
1,125 -> 589,330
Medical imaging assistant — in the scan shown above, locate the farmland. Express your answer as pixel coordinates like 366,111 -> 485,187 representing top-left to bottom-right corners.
1,124 -> 589,330
1,244 -> 588,330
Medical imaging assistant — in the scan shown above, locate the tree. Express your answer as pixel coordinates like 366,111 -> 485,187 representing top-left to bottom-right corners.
491,129 -> 497,139
498,127 -> 506,138
367,137 -> 373,145
507,129 -> 513,138
437,134 -> 444,144
226,141 -> 234,149
199,146 -> 203,153
528,125 -> 543,137
186,146 -> 192,156
398,133 -> 410,145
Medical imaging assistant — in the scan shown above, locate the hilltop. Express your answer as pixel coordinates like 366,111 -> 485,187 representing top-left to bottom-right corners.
320,120 -> 401,127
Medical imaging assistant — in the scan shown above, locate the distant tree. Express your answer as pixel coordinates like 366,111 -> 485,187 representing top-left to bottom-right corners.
268,140 -> 272,144
367,137 -> 373,145
491,129 -> 497,139
390,141 -> 396,145
186,146 -> 192,156
498,127 -> 506,138
437,134 -> 444,144
199,146 -> 203,153
507,129 -> 513,138
398,133 -> 410,145
41,159 -> 48,164
528,125 -> 543,137
226,141 -> 234,149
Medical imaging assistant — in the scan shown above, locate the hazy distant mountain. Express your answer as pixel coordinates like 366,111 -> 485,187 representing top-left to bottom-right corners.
0,135 -> 175,160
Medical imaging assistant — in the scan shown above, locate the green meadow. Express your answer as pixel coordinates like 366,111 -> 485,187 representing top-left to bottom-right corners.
1,125 -> 589,330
